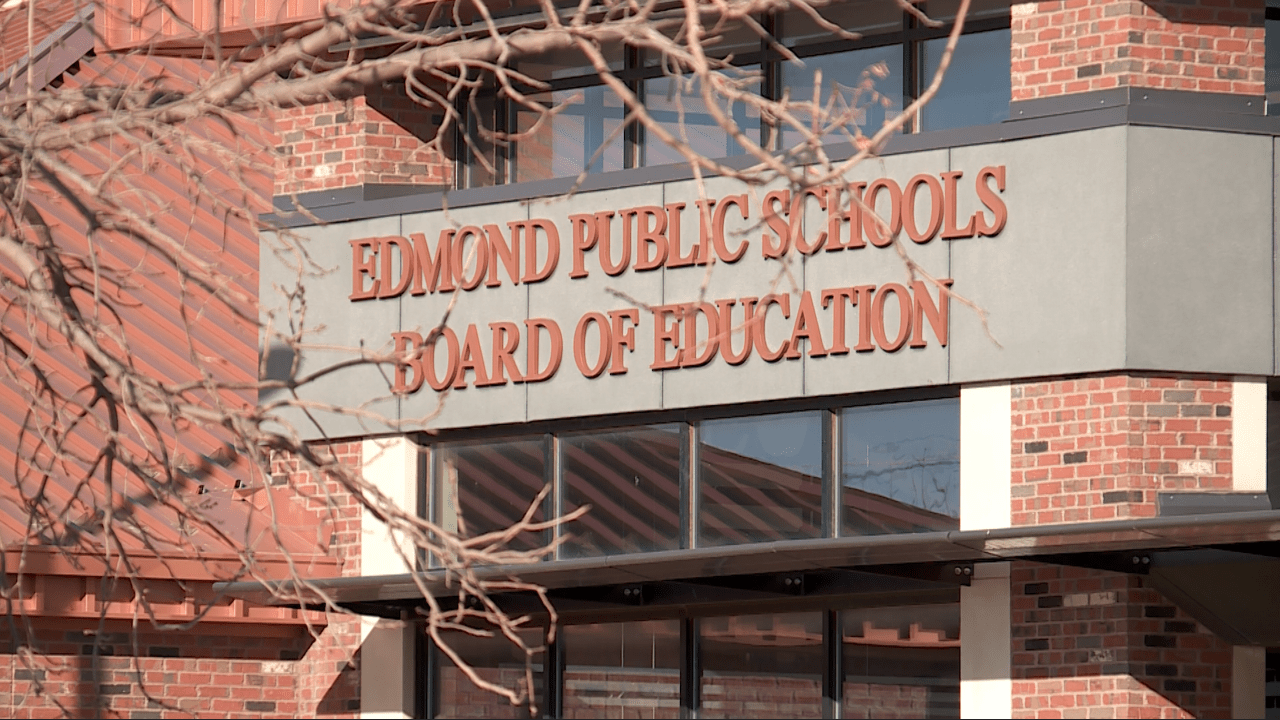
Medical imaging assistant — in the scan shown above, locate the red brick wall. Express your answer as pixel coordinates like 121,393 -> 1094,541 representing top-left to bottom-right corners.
1011,0 -> 1264,100
1011,375 -> 1232,526
0,442 -> 364,719
1011,561 -> 1234,719
275,88 -> 454,196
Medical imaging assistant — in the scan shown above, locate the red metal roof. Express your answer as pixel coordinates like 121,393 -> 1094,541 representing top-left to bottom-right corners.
0,48 -> 339,587
0,0 -> 82,71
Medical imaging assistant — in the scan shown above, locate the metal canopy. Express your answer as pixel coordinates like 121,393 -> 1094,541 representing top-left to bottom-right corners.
216,509 -> 1280,642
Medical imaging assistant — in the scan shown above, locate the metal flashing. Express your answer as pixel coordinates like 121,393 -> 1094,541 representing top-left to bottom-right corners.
216,508 -> 1280,609
0,4 -> 93,96
266,89 -> 1280,229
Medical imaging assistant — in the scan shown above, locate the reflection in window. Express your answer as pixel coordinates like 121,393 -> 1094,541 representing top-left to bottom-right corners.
919,29 -> 1012,132
435,626 -> 545,719
842,399 -> 960,536
562,425 -> 683,557
779,46 -> 903,149
843,605 -> 960,719
512,86 -> 627,182
563,620 -> 681,719
699,412 -> 823,546
700,612 -> 824,719
435,437 -> 548,555
642,70 -> 761,167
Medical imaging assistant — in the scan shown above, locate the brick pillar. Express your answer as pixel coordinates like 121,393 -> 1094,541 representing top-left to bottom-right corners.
1010,376 -> 1233,526
1011,562 -> 1234,719
1011,0 -> 1264,100
275,85 -> 454,196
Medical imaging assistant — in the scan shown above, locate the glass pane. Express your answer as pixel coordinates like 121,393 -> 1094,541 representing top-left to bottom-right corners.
700,612 -> 824,719
648,19 -> 762,63
562,425 -> 683,557
512,86 -> 626,182
919,28 -> 1010,131
842,604 -> 960,719
518,45 -> 625,81
435,437 -> 548,554
642,69 -> 762,167
841,398 -> 959,536
927,0 -> 1012,23
563,620 -> 681,719
782,0 -> 903,46
436,626 -> 545,719
699,412 -> 823,546
779,45 -> 904,151
459,92 -> 498,189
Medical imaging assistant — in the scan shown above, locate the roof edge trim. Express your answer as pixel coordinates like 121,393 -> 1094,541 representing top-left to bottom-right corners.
0,3 -> 93,96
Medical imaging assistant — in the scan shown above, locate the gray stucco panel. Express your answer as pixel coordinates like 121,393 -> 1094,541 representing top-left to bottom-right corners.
1126,127 -> 1273,375
260,216 -> 403,439
949,127 -> 1129,383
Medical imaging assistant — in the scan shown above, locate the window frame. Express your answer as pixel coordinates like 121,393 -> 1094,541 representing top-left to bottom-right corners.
455,2 -> 1012,188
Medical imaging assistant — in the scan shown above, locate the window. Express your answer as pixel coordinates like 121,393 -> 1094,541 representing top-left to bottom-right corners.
699,412 -> 825,546
420,394 -> 959,559
433,436 -> 549,557
424,601 -> 961,719
563,620 -> 681,718
457,0 -> 1011,187
842,398 -> 960,536
561,425 -> 683,557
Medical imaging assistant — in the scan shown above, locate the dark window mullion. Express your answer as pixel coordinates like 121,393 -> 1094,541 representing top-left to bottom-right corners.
542,629 -> 564,719
762,11 -> 781,152
680,617 -> 701,719
627,46 -> 643,168
495,88 -> 508,184
823,609 -> 842,719
904,5 -> 918,134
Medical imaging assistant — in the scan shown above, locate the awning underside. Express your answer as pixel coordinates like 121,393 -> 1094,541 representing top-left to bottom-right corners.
217,509 -> 1280,645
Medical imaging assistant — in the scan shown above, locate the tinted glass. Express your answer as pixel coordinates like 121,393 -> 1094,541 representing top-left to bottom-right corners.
919,28 -> 1010,131
782,0 -> 903,45
519,45 -> 625,81
512,86 -> 627,181
562,425 -> 683,557
928,0 -> 1013,23
699,412 -> 823,546
841,398 -> 959,536
700,612 -> 824,718
563,620 -> 681,718
842,604 -> 960,718
435,626 -> 545,719
779,45 -> 904,151
642,69 -> 761,167
459,92 -> 498,189
435,437 -> 548,555
649,19 -> 761,63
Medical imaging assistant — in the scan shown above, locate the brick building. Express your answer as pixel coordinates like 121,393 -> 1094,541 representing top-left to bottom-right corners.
4,0 -> 1280,717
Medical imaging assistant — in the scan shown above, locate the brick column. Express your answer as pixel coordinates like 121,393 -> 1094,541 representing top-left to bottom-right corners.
1011,0 -> 1264,100
1011,562 -> 1234,719
275,85 -> 454,196
1010,376 -> 1233,526
1006,375 -> 1247,718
